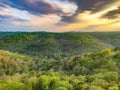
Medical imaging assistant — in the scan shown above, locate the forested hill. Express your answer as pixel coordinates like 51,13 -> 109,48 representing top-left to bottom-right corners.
1,32 -> 120,58
0,48 -> 120,90
0,32 -> 120,89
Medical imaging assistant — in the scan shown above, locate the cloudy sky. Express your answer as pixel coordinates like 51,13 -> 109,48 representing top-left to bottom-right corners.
0,0 -> 120,32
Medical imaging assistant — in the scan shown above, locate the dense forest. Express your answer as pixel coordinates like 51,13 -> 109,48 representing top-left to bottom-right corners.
0,32 -> 120,90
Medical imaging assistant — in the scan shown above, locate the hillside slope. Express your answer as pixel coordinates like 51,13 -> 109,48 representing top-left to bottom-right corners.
0,48 -> 120,90
89,32 -> 120,47
0,32 -> 111,58
0,50 -> 32,77
0,32 -> 120,90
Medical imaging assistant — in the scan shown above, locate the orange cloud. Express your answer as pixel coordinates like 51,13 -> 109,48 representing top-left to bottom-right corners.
54,1 -> 120,32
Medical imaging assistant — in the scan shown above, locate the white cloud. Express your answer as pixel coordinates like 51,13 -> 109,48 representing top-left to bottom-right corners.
49,0 -> 78,16
0,1 -> 78,31
0,3 -> 33,20
26,14 -> 61,29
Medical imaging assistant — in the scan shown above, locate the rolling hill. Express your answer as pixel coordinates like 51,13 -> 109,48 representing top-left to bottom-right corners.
0,48 -> 120,90
0,32 -> 120,89
0,32 -> 114,59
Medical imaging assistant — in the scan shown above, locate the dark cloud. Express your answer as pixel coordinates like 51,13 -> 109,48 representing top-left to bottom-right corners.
102,6 -> 120,19
69,0 -> 118,13
4,0 -> 117,15
18,0 -> 63,14
1,0 -> 119,23
62,0 -> 118,22
3,0 -> 118,15
2,0 -> 63,14
61,15 -> 76,23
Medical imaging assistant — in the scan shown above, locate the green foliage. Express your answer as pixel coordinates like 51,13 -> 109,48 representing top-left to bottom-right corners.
0,32 -> 120,90
0,48 -> 120,89
0,32 -> 111,58
24,77 -> 38,90
88,86 -> 103,90
0,80 -> 25,90
0,50 -> 32,76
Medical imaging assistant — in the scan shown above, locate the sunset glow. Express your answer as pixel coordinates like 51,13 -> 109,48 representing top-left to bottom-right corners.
0,0 -> 120,32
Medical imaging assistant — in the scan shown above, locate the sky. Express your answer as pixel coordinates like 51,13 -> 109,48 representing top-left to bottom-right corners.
0,0 -> 120,32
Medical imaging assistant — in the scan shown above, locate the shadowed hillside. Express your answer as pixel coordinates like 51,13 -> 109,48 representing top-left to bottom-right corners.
89,32 -> 120,47
0,32 -> 113,58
